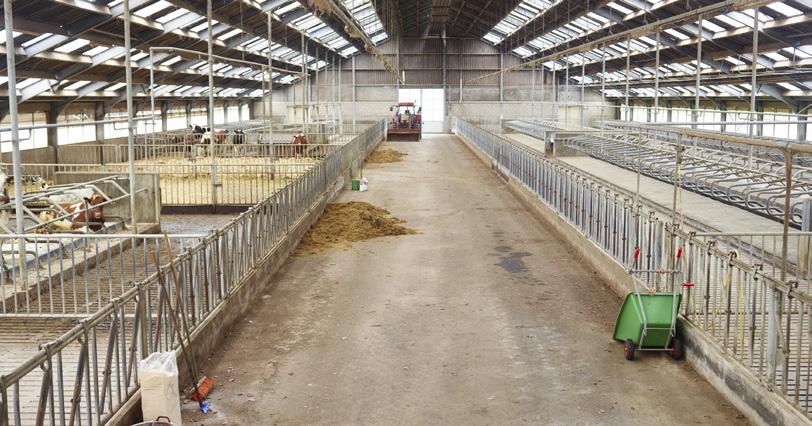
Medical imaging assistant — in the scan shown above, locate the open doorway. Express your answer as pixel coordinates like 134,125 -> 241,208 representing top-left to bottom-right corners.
398,88 -> 445,133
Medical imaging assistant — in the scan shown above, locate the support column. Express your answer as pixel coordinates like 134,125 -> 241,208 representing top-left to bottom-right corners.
185,101 -> 192,127
95,101 -> 106,164
499,52 -> 504,122
719,101 -> 727,133
46,103 -> 60,164
160,101 -> 168,133
352,55 -> 357,127
799,102 -> 809,142
756,102 -> 764,137
94,102 -> 106,143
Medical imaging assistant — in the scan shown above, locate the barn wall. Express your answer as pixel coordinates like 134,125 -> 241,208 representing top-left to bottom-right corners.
266,38 -> 613,130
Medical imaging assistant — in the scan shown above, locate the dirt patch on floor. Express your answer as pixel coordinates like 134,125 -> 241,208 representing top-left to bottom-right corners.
297,201 -> 416,254
367,149 -> 406,163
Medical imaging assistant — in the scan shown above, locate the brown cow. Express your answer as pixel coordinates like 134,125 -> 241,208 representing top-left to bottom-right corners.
40,195 -> 106,232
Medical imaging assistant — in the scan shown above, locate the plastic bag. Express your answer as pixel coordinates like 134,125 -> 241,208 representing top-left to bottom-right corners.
359,177 -> 369,192
138,352 -> 182,425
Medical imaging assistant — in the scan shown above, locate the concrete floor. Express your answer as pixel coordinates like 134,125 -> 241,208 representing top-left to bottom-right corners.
184,134 -> 746,425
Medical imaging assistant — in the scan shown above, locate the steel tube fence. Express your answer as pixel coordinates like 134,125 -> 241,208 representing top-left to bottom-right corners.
0,120 -> 385,425
453,117 -> 812,417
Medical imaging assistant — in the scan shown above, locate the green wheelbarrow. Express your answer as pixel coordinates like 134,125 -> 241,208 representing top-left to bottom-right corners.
613,246 -> 693,361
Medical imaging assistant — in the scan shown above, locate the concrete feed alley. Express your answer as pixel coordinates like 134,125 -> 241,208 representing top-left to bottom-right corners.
188,136 -> 745,425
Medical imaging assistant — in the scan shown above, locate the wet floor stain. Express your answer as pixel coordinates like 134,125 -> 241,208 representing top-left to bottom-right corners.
495,249 -> 531,274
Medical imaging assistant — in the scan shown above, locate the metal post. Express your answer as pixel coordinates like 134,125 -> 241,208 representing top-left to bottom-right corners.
531,62 -> 536,117
600,44 -> 606,138
301,32 -> 307,134
149,49 -> 156,159
499,53 -> 504,122
580,57 -> 585,128
267,12 -> 274,148
693,16 -> 702,130
123,0 -> 138,232
207,0 -> 217,208
338,53 -> 343,131
564,56 -> 569,126
654,31 -> 660,124
768,148 -> 793,383
3,0 -> 26,268
749,7 -> 759,166
625,37 -> 630,121
352,55 -> 357,127
540,65 -> 544,118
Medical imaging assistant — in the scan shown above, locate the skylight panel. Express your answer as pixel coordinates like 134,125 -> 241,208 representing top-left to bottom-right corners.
134,0 -> 172,18
21,33 -> 52,48
341,46 -> 359,56
741,9 -> 774,23
64,80 -> 91,90
191,20 -> 218,33
288,12 -> 355,57
715,14 -> 748,28
764,51 -> 786,61
156,8 -> 191,24
55,39 -> 90,53
481,0 -> 553,45
664,28 -> 689,40
0,31 -> 20,45
606,2 -> 633,14
783,46 -> 812,59
778,82 -> 800,90
218,28 -> 242,41
700,20 -> 725,33
767,2 -> 802,17
162,55 -> 183,66
83,46 -> 109,56
275,2 -> 300,16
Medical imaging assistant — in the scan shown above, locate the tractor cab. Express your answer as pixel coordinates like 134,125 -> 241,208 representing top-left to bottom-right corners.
387,102 -> 422,141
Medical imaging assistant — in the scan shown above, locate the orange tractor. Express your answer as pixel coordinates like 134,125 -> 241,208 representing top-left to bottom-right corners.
387,102 -> 422,141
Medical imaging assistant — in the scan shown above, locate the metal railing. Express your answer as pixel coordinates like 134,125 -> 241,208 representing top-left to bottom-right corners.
6,160 -> 322,208
0,234 -> 204,315
0,119 -> 386,425
452,117 -> 812,417
55,137 -> 354,166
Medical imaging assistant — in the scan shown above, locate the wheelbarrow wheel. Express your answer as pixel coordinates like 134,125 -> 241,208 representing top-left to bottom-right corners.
671,338 -> 685,360
623,339 -> 635,361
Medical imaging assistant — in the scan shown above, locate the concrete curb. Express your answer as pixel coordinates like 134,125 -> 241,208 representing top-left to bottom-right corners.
454,130 -> 811,426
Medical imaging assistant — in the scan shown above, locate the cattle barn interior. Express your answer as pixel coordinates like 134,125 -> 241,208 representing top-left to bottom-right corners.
0,0 -> 812,425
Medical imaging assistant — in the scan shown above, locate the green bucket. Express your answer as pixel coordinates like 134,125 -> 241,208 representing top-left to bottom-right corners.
351,179 -> 360,190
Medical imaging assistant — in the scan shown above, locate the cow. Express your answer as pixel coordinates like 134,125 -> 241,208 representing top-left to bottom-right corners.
0,173 -> 11,205
291,133 -> 308,156
39,194 -> 106,232
232,129 -> 245,145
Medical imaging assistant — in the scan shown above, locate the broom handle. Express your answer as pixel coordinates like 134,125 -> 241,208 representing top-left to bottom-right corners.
161,233 -> 203,391
152,252 -> 203,402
